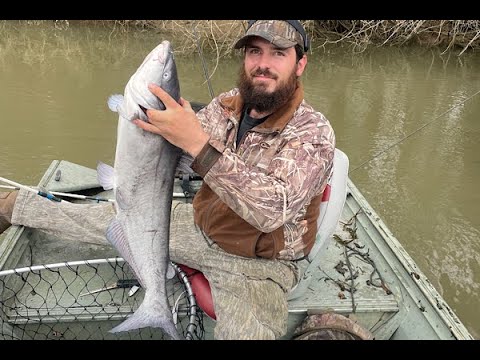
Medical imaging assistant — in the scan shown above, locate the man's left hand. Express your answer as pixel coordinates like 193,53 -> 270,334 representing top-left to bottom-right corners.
133,83 -> 209,157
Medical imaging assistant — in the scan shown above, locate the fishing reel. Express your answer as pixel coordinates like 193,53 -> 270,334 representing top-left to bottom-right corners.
177,172 -> 203,198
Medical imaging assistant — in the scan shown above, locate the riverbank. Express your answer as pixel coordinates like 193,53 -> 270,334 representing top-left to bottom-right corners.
8,20 -> 480,57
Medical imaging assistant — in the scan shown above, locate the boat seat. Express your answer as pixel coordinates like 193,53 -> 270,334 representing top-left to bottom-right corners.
287,148 -> 349,301
176,148 -> 350,321
176,263 -> 216,320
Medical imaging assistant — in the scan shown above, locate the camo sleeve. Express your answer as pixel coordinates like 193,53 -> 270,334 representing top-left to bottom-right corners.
193,99 -> 335,232
191,91 -> 235,175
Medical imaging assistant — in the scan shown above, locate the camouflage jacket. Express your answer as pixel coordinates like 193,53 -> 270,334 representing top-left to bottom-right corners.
191,83 -> 335,261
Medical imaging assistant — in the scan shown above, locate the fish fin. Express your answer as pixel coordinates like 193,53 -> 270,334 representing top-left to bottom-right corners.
106,219 -> 145,287
107,94 -> 124,113
96,161 -> 115,190
115,188 -> 129,210
109,292 -> 180,340
176,152 -> 195,175
166,263 -> 176,280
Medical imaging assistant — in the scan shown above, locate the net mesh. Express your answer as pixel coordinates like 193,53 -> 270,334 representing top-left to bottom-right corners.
0,258 -> 204,340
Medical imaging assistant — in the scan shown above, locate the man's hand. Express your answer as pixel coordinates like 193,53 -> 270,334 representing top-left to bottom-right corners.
133,83 -> 209,157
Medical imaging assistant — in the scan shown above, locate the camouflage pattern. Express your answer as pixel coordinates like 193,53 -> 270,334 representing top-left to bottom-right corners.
193,84 -> 336,260
12,189 -> 116,247
234,20 -> 305,50
11,191 -> 299,339
169,201 -> 299,339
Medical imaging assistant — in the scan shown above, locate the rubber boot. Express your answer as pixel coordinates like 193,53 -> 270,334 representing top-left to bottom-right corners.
0,191 -> 18,234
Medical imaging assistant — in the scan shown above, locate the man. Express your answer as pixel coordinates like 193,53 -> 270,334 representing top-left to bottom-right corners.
0,20 -> 335,339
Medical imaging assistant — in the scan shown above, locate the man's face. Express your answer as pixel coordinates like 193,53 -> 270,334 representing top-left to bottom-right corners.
237,37 -> 307,113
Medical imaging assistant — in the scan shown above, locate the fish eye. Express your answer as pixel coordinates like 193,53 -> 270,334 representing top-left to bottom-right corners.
163,72 -> 170,79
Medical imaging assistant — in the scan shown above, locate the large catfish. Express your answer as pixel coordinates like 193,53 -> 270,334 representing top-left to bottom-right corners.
97,40 -> 183,339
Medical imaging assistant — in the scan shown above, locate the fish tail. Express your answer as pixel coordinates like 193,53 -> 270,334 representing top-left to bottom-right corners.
109,292 -> 180,340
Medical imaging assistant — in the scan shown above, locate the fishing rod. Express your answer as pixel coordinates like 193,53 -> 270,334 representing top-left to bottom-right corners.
192,21 -> 215,99
0,182 -> 187,202
349,88 -> 480,174
0,177 -> 63,202
0,177 -> 114,203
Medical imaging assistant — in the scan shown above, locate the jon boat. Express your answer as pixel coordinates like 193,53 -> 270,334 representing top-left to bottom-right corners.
0,153 -> 474,340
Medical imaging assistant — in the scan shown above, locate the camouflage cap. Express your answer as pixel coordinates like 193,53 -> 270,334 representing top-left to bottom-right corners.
234,20 -> 309,52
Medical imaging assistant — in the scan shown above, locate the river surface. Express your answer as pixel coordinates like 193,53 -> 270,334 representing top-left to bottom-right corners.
0,21 -> 479,338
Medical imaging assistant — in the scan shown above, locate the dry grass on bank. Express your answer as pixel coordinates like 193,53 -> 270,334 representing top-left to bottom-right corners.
312,20 -> 480,55
21,20 -> 480,57
111,20 -> 480,56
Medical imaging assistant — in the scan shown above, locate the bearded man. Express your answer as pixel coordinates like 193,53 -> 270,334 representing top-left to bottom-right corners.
1,20 -> 336,339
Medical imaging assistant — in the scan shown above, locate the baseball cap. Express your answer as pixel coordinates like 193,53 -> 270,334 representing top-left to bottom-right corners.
234,20 -> 309,52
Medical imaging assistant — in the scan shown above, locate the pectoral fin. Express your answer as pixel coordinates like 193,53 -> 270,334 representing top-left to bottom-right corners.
97,161 -> 115,190
107,94 -> 124,113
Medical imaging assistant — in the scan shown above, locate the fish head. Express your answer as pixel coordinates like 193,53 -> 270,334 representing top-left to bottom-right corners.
127,40 -> 181,120
157,40 -> 181,106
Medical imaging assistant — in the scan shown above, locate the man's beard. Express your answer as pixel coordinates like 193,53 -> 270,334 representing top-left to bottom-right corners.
237,66 -> 298,114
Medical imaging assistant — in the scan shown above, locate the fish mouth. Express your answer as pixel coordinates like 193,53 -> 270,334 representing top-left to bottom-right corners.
139,104 -> 148,116
138,102 -> 166,119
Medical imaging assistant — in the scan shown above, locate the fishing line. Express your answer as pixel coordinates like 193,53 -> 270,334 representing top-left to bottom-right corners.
349,88 -> 480,174
192,21 -> 215,99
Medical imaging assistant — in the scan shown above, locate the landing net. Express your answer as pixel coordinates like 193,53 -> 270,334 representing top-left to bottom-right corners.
0,258 -> 204,340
